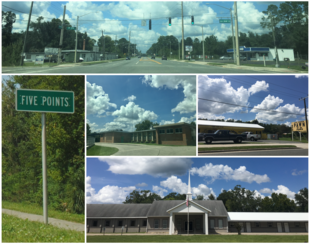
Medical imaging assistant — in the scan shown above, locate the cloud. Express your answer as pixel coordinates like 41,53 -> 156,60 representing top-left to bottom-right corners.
86,176 -> 136,203
87,81 -> 117,115
124,95 -> 137,102
152,185 -> 168,198
248,80 -> 269,95
143,75 -> 196,114
99,158 -> 193,177
136,182 -> 148,187
292,169 -> 307,176
259,185 -> 296,199
191,163 -> 270,184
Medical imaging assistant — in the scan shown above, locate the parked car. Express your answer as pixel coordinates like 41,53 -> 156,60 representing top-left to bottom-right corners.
220,56 -> 232,60
151,56 -> 155,59
162,56 -> 167,60
198,133 -> 206,141
202,130 -> 247,144
242,131 -> 261,141
126,57 -> 131,60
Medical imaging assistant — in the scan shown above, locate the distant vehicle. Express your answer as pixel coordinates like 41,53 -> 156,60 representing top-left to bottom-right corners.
78,57 -> 84,62
151,56 -> 155,59
220,56 -> 232,60
162,56 -> 167,60
126,57 -> 131,60
202,130 -> 247,144
242,131 -> 261,141
138,56 -> 141,58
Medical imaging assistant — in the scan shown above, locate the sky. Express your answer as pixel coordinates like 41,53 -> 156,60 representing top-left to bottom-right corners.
198,75 -> 309,125
86,75 -> 196,133
3,1 -> 290,52
86,157 -> 308,204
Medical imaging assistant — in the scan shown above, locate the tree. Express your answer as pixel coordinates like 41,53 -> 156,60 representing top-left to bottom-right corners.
135,120 -> 159,131
259,193 -> 296,212
87,123 -> 91,135
124,190 -> 161,203
295,188 -> 308,212
163,192 -> 186,200
208,194 -> 215,200
2,11 -> 16,47
196,195 -> 204,200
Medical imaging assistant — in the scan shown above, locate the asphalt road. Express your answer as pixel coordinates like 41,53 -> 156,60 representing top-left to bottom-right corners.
2,57 -> 284,74
95,142 -> 196,156
199,148 -> 308,156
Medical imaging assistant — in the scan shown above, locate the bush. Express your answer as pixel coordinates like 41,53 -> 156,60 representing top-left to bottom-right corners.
2,39 -> 23,66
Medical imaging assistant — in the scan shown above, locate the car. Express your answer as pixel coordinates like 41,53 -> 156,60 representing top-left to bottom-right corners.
126,57 -> 131,60
138,56 -> 141,58
240,56 -> 247,61
151,56 -> 155,59
220,56 -> 232,60
162,56 -> 167,60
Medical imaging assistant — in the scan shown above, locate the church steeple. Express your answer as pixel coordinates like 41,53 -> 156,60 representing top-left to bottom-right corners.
187,171 -> 192,200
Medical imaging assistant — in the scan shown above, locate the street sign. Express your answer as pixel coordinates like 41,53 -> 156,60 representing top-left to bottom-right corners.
35,55 -> 44,65
219,19 -> 231,23
67,27 -> 76,30
16,89 -> 75,113
292,120 -> 308,132
185,45 -> 193,52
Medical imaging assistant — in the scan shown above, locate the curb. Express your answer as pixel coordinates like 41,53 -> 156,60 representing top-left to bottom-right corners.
198,147 -> 297,153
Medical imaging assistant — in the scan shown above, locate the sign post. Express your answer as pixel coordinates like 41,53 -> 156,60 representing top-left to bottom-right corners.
16,89 -> 74,224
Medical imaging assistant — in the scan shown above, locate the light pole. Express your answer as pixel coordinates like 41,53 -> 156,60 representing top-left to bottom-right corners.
269,11 -> 279,67
206,3 -> 236,62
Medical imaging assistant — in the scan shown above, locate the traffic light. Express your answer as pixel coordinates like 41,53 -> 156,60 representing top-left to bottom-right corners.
169,17 -> 171,26
191,16 -> 194,25
149,19 -> 152,30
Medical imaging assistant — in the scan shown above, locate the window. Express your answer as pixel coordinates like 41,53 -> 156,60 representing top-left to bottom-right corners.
163,219 -> 168,228
219,219 -> 223,229
105,220 -> 110,227
230,223 -> 234,227
26,54 -> 31,59
295,222 -> 300,228
267,222 -> 273,227
166,128 -> 173,134
118,220 -> 123,226
93,220 -> 98,227
159,129 -> 165,134
210,219 -> 214,229
131,220 -> 135,226
143,220 -> 147,227
154,220 -> 159,228
229,131 -> 237,135
175,128 -> 182,133
255,222 -> 260,228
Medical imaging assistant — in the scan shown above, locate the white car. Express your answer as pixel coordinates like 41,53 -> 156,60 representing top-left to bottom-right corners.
220,56 -> 232,60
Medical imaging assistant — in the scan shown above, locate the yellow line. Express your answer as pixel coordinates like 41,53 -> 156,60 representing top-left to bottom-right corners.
145,58 -> 162,65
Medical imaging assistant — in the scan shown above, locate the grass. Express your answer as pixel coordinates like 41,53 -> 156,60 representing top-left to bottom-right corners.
240,63 -> 308,72
81,58 -> 125,65
2,214 -> 84,242
207,62 -> 228,66
87,235 -> 308,242
2,201 -> 84,224
198,145 -> 296,152
87,145 -> 119,156
279,137 -> 308,143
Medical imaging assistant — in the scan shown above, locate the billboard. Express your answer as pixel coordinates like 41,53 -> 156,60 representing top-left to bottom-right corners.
185,46 -> 193,52
44,47 -> 59,55
291,120 -> 308,132
35,55 -> 44,65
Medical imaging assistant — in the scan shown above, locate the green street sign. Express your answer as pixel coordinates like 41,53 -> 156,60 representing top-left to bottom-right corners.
67,27 -> 76,30
219,19 -> 231,23
16,89 -> 74,113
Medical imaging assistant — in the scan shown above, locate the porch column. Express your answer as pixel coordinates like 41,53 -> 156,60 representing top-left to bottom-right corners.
203,213 -> 205,234
169,213 -> 173,235
136,133 -> 138,142
145,132 -> 148,142
141,133 -> 143,142
205,213 -> 209,235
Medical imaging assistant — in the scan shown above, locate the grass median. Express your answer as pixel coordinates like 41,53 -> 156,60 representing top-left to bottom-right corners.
2,214 -> 84,242
87,235 -> 308,242
2,201 -> 84,224
87,145 -> 119,156
198,145 -> 297,152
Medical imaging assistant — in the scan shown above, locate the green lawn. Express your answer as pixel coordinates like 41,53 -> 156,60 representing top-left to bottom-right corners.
207,62 -> 228,66
198,145 -> 296,152
2,201 -> 84,224
87,235 -> 308,242
240,63 -> 307,72
87,145 -> 119,156
279,137 -> 308,143
2,214 -> 84,242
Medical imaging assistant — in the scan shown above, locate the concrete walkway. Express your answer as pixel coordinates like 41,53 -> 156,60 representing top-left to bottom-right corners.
95,142 -> 196,156
2,209 -> 84,232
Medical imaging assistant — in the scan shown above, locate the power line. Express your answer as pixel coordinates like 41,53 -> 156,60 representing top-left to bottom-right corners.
198,97 -> 304,116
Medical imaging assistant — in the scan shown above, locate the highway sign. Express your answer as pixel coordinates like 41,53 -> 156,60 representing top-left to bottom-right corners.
219,19 -> 231,23
16,89 -> 74,113
67,27 -> 76,30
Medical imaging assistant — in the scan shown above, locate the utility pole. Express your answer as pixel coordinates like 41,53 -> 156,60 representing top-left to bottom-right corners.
115,35 -> 117,57
57,5 -> 66,64
234,2 -> 240,66
230,8 -> 236,63
74,16 -> 79,63
178,39 -> 180,60
20,1 -> 33,66
169,41 -> 171,59
128,30 -> 131,57
202,26 -> 205,62
101,31 -> 104,60
270,12 -> 279,68
300,96 -> 309,141
181,1 -> 184,60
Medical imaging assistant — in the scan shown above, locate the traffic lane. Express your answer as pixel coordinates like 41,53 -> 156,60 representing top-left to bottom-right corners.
199,142 -> 308,149
199,148 -> 308,156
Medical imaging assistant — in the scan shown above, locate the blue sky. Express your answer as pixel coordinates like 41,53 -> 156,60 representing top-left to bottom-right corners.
198,75 -> 308,125
4,1 -> 289,52
86,157 -> 308,204
87,75 -> 196,133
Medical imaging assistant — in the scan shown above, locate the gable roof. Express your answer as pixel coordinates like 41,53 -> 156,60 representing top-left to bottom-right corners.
166,200 -> 211,213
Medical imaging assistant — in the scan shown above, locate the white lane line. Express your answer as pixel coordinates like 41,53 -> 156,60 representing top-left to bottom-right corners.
136,61 -> 139,65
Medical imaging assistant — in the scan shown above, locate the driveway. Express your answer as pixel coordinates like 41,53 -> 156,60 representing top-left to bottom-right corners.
95,142 -> 196,156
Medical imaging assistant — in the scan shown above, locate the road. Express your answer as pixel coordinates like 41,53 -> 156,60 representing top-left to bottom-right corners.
2,57 -> 288,74
199,148 -> 308,156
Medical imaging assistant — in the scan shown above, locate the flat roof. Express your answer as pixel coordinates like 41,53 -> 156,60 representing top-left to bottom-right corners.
198,120 -> 264,130
154,122 -> 193,128
228,212 -> 308,222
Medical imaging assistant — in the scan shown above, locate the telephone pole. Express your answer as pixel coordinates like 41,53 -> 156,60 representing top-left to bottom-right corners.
58,5 -> 66,64
20,1 -> 33,66
270,12 -> 279,68
128,30 -> 131,57
300,96 -> 308,141
234,2 -> 240,66
74,16 -> 79,63
181,1 -> 184,60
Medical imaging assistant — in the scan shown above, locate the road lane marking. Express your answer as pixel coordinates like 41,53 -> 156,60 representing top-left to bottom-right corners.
136,61 -> 139,64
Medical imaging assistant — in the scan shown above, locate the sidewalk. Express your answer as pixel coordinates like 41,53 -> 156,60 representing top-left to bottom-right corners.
2,209 -> 84,232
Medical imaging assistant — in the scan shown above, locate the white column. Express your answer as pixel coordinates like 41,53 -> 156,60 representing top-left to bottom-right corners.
146,132 -> 148,142
169,213 -> 173,235
203,214 -> 205,234
205,213 -> 209,235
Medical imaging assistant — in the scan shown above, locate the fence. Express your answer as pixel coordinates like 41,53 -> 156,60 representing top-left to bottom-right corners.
87,136 -> 95,148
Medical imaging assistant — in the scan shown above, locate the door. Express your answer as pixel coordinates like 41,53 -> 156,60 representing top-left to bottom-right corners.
306,222 -> 308,232
210,219 -> 215,229
277,223 -> 282,232
219,219 -> 223,229
185,222 -> 193,231
246,222 -> 251,232
239,222 -> 244,232
284,223 -> 289,232
121,136 -> 124,143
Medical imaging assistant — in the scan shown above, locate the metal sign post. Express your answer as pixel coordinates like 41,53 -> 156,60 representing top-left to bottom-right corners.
16,89 -> 74,224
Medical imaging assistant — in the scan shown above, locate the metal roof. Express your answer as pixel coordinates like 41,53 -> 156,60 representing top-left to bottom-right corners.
198,120 -> 264,129
228,212 -> 308,222
154,122 -> 194,128
87,204 -> 151,218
